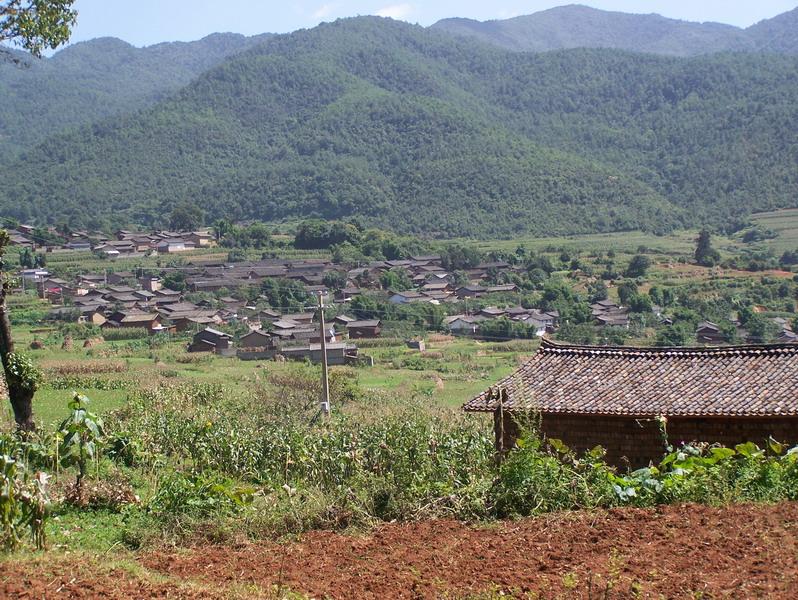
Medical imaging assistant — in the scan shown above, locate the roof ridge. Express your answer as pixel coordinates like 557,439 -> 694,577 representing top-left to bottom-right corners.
539,337 -> 798,356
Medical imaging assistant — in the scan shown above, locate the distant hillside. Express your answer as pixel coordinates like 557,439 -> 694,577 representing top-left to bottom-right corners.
0,32 -> 272,160
747,7 -> 798,54
431,4 -> 796,56
2,18 -> 798,238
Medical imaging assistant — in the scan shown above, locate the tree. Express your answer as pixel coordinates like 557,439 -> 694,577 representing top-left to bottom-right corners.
1,0 -> 76,57
656,324 -> 691,347
628,293 -> 652,314
379,267 -> 413,291
617,280 -> 638,306
625,254 -> 651,278
1,0 -> 75,430
587,280 -> 608,303
18,247 -> 33,268
322,270 -> 347,291
695,228 -> 721,267
169,202 -> 204,232
441,244 -> 482,271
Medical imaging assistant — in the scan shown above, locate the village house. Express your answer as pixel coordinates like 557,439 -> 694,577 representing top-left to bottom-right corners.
696,321 -> 725,344
346,319 -> 382,339
464,339 -> 798,467
389,290 -> 428,304
103,311 -> 163,334
156,239 -> 193,254
239,329 -> 276,349
188,327 -> 233,354
187,231 -> 215,247
445,315 -> 485,335
455,285 -> 486,299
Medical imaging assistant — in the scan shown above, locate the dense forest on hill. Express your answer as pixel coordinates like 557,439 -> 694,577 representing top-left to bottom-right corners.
2,17 -> 798,237
431,5 -> 798,56
0,32 -> 272,161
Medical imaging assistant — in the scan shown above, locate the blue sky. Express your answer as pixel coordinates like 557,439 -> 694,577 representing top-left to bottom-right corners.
66,0 -> 797,47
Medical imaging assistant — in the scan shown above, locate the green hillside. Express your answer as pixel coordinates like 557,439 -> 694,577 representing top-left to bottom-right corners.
0,32 -> 272,161
2,18 -> 798,237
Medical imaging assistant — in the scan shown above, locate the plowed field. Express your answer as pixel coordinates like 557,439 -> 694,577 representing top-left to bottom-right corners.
4,502 -> 797,598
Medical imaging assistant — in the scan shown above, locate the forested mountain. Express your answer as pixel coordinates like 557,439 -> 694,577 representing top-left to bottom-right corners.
0,32 -> 272,161
747,7 -> 798,54
2,18 -> 798,237
431,4 -> 797,56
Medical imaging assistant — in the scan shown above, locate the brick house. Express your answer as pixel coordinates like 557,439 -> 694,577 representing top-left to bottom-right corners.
464,339 -> 798,467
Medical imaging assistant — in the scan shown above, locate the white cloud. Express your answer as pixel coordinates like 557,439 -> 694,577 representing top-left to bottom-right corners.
498,9 -> 521,19
312,3 -> 337,19
375,3 -> 413,19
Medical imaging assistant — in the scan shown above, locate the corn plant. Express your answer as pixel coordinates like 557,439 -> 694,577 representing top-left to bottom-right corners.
0,441 -> 50,550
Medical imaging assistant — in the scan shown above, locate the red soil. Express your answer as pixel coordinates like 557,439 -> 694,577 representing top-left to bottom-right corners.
4,502 -> 797,598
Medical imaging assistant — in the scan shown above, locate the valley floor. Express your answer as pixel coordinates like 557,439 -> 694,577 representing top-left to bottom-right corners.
3,502 -> 796,599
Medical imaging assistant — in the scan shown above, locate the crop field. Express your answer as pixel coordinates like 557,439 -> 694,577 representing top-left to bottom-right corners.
1,224 -> 797,598
4,323 -> 527,427
750,208 -> 798,253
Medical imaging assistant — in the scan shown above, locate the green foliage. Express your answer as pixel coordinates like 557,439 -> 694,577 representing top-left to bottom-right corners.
695,229 -> 721,267
625,254 -> 651,278
556,322 -> 597,345
260,277 -> 310,312
4,352 -> 42,392
656,323 -> 693,346
379,267 -> 413,291
58,393 -> 105,493
147,471 -> 254,519
0,0 -> 76,57
169,201 -> 203,231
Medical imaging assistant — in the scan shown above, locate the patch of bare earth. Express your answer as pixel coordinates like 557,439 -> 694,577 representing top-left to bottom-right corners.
0,557 -> 223,599
140,502 -> 798,599
3,503 -> 795,598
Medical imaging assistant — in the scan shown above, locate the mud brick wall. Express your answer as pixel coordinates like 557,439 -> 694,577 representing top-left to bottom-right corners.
500,412 -> 798,468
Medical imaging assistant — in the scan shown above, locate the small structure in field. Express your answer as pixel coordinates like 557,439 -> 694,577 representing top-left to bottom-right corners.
406,338 -> 426,352
464,339 -> 798,467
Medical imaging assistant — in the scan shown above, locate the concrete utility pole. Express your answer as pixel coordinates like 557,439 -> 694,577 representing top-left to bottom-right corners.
318,291 -> 331,417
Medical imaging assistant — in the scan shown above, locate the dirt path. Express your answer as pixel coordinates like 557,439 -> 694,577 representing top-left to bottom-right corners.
4,502 -> 798,598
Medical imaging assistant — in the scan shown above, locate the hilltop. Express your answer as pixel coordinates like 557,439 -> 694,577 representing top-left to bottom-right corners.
431,4 -> 798,56
0,32 -> 272,160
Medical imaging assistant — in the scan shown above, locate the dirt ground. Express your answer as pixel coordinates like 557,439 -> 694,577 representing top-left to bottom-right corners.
4,502 -> 798,599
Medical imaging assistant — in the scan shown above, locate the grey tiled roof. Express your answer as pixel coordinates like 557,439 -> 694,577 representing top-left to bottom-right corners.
464,339 -> 798,417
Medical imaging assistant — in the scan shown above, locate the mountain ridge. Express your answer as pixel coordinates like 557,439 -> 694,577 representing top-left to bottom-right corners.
2,17 -> 797,237
431,4 -> 796,56
0,31 -> 273,161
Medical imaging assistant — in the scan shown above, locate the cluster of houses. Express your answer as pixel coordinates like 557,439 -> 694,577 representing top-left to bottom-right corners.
8,225 -> 215,256
696,317 -> 797,345
444,306 -> 560,337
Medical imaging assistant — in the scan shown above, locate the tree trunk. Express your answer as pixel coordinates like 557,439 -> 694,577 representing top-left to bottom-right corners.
0,275 -> 35,431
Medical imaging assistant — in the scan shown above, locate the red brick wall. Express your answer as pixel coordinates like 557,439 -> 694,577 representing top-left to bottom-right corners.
500,412 -> 798,468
